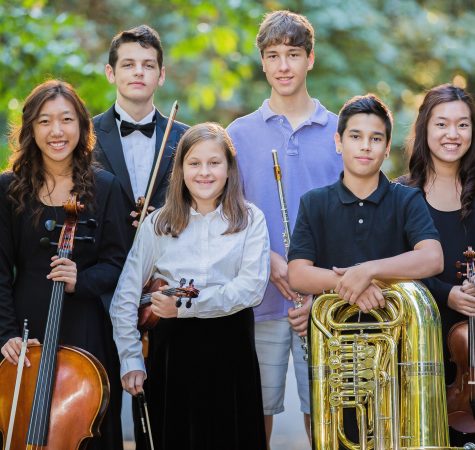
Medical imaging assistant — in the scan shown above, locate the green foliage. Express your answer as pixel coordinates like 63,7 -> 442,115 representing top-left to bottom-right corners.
1,0 -> 475,176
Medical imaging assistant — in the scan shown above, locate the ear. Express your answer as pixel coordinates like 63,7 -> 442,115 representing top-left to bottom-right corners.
105,64 -> 115,84
158,66 -> 166,87
334,132 -> 343,154
385,140 -> 391,158
307,49 -> 315,71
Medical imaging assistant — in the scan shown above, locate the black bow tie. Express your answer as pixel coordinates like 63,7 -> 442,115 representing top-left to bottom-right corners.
114,109 -> 156,138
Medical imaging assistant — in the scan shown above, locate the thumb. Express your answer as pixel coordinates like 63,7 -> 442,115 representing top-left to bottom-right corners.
332,266 -> 347,275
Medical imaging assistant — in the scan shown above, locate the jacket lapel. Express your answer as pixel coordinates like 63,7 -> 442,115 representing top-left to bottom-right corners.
96,106 -> 135,205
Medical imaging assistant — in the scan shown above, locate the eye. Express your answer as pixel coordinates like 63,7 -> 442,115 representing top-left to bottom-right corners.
349,134 -> 359,139
188,161 -> 200,166
38,119 -> 49,125
210,161 -> 221,166
146,64 -> 155,69
63,116 -> 74,122
460,122 -> 471,128
372,136 -> 382,142
435,122 -> 446,128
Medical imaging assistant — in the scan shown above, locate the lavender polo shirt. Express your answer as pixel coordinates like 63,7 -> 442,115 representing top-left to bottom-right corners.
227,99 -> 342,322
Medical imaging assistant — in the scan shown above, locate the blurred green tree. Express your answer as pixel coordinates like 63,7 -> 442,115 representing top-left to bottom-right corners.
1,0 -> 474,175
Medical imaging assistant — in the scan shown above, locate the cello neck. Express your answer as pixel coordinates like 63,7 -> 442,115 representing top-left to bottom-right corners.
26,247 -> 70,446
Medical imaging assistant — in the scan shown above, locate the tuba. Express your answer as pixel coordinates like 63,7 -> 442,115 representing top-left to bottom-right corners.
309,280 -> 475,450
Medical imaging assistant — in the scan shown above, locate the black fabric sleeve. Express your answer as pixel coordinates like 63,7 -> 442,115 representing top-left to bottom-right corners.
421,276 -> 452,305
288,194 -> 318,263
403,188 -> 440,247
0,174 -> 21,347
73,175 -> 128,311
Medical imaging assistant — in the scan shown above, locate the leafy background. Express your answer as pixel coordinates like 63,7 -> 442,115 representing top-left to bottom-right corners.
1,0 -> 475,176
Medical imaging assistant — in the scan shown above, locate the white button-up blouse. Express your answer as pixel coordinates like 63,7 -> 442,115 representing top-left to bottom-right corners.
110,203 -> 270,377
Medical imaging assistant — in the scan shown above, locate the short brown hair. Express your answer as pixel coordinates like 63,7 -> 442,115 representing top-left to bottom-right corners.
108,24 -> 163,69
154,123 -> 249,237
256,10 -> 314,56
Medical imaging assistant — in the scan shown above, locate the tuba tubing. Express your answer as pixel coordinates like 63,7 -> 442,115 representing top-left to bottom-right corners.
309,280 -> 473,450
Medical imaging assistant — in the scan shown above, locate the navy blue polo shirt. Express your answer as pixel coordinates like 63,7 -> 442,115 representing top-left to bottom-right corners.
288,172 -> 440,269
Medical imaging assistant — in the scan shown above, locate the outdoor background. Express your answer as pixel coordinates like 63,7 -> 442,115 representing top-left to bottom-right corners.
1,0 -> 475,175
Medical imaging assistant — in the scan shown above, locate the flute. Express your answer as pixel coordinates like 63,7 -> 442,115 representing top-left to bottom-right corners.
271,150 -> 308,361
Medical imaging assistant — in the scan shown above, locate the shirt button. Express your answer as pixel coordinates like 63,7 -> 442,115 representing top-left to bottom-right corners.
358,219 -> 364,224
279,118 -> 284,124
359,202 -> 364,206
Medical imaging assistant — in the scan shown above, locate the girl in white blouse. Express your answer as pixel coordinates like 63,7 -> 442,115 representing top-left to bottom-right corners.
110,122 -> 270,450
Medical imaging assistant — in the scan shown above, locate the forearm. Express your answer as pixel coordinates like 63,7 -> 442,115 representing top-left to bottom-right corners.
288,260 -> 340,295
363,241 -> 443,281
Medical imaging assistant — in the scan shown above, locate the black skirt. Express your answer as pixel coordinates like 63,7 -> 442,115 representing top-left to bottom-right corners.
145,307 -> 266,450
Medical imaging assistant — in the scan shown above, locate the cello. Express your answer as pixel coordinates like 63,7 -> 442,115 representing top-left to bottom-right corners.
0,195 -> 109,449
447,245 -> 475,433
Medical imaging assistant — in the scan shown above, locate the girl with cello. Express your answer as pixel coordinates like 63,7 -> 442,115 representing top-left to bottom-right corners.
402,83 -> 475,445
110,122 -> 270,450
0,80 -> 127,449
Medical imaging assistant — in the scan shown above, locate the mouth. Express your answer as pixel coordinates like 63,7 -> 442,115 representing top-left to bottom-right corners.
48,141 -> 67,150
355,157 -> 373,162
129,82 -> 146,87
276,76 -> 293,84
441,143 -> 460,151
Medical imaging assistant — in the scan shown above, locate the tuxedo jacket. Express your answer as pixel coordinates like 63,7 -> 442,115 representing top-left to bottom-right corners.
93,106 -> 188,246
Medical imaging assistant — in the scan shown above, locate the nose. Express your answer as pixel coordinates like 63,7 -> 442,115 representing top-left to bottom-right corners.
198,163 -> 210,175
446,125 -> 459,139
50,120 -> 63,136
278,56 -> 290,71
134,64 -> 144,76
361,137 -> 371,151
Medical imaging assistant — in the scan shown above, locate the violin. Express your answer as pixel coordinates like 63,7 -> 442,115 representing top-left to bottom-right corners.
447,246 -> 475,433
138,277 -> 199,332
0,195 -> 109,449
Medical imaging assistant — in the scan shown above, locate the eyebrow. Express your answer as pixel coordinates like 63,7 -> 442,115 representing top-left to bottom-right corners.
434,115 -> 471,121
120,58 -> 157,63
348,128 -> 385,136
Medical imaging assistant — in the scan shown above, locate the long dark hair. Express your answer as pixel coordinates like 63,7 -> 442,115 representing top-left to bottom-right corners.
155,122 -> 249,237
7,79 -> 96,223
405,83 -> 475,219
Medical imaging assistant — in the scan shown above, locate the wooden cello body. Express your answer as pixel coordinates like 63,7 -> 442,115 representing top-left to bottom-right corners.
0,345 -> 109,449
0,196 -> 110,449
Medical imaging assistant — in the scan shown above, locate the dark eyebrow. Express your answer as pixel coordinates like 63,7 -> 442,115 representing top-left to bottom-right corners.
434,115 -> 471,121
38,110 -> 73,117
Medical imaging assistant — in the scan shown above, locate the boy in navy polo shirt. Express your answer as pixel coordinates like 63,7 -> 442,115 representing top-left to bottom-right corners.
287,93 -> 443,446
288,93 -> 443,328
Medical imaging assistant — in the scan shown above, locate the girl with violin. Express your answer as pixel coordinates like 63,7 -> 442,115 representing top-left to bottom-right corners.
110,122 -> 270,450
0,80 -> 127,449
402,83 -> 475,445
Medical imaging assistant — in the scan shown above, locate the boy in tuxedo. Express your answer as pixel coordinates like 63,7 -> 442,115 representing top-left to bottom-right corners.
93,24 -> 188,449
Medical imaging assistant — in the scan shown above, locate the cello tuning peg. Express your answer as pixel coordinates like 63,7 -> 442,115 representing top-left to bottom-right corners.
188,279 -> 194,286
185,298 -> 192,309
39,237 -> 57,248
44,219 -> 60,231
74,236 -> 95,244
179,278 -> 186,287
77,219 -> 98,228
455,261 -> 464,269
175,299 -> 182,308
456,271 -> 463,279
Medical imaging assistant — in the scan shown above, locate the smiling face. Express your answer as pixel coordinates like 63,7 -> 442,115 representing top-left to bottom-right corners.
427,100 -> 472,169
105,41 -> 165,108
32,96 -> 80,171
261,44 -> 314,99
183,139 -> 229,214
336,113 -> 389,183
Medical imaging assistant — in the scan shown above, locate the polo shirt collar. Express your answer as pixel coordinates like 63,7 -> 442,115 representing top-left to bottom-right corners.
336,171 -> 390,205
190,203 -> 223,216
260,99 -> 329,126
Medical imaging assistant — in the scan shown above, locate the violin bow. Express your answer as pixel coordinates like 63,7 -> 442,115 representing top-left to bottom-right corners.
5,319 -> 29,450
136,392 -> 155,450
136,101 -> 179,232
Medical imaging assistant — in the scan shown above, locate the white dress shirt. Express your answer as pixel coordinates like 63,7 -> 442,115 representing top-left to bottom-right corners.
115,101 -> 157,200
110,203 -> 270,377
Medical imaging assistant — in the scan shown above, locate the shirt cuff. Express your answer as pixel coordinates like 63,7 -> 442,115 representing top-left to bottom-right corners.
120,356 -> 146,379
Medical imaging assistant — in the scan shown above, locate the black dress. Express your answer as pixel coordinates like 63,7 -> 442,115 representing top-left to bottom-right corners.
0,169 -> 128,450
423,202 -> 475,446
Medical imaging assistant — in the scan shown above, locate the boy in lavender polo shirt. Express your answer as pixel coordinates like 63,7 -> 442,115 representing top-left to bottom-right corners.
227,10 -> 342,448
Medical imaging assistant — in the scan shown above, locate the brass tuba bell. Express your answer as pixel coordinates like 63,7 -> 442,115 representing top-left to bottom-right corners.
309,280 -> 475,450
